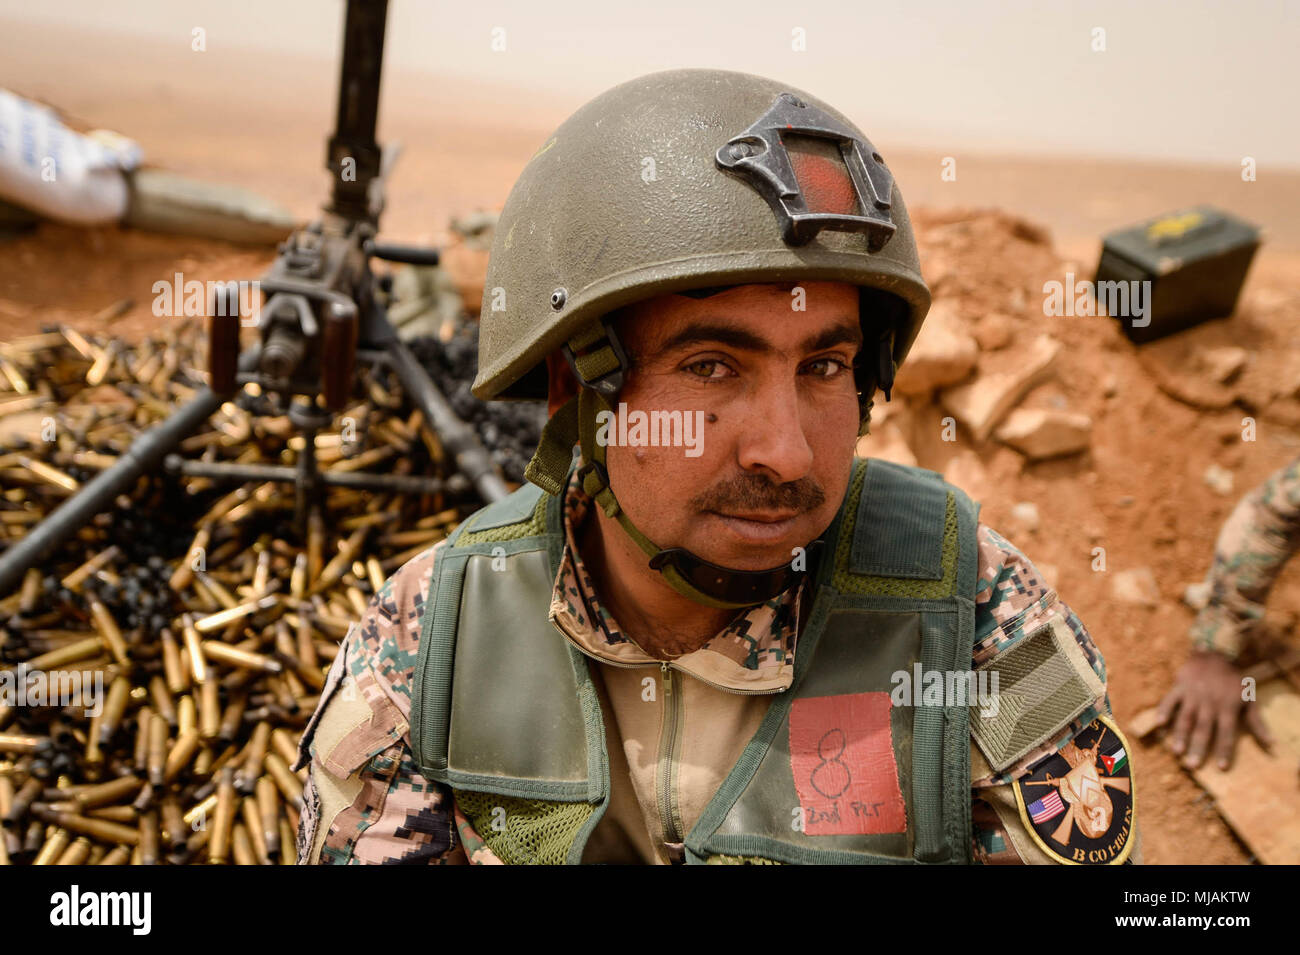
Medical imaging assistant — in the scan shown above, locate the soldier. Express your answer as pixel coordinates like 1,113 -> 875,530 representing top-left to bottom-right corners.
294,68 -> 1140,865
1157,454 -> 1300,771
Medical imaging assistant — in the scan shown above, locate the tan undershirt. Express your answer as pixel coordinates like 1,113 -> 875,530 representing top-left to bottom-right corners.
576,655 -> 776,865
551,468 -> 800,864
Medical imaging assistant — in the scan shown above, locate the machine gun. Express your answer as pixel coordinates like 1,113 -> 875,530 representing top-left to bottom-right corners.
0,0 -> 508,595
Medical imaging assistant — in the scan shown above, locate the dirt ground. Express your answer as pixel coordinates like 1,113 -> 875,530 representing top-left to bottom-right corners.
903,210 -> 1300,866
4,18 -> 1300,865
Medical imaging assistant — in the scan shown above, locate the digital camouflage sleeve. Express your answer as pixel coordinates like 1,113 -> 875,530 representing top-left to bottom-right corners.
1190,454 -> 1300,661
968,528 -> 1139,865
294,524 -> 1137,864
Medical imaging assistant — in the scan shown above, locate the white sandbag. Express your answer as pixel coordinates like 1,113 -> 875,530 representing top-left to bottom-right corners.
0,89 -> 141,225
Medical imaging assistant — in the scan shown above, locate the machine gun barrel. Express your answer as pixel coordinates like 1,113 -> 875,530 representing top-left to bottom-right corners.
387,338 -> 510,505
0,349 -> 261,595
326,0 -> 389,225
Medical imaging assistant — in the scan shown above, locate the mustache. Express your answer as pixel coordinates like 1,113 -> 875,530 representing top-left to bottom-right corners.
688,474 -> 826,514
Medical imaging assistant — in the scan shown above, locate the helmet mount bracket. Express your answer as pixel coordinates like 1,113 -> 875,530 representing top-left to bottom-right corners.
716,92 -> 896,251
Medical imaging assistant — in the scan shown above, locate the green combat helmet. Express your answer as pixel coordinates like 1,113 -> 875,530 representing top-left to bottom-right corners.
473,68 -> 932,610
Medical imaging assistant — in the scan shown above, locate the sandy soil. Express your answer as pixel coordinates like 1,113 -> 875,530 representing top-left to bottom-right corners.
4,17 -> 1300,865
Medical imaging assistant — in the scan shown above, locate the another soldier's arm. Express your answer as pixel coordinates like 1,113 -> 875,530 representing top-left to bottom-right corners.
1188,454 -> 1300,660
1154,456 -> 1300,768
294,544 -> 467,864
968,526 -> 1141,865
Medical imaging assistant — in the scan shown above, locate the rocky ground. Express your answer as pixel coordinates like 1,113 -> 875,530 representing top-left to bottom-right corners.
890,209 -> 1300,864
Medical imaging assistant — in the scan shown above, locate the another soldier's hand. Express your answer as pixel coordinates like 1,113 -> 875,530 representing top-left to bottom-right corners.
1157,649 -> 1272,770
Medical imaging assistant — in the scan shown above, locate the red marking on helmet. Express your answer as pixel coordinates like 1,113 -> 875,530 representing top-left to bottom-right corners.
789,150 -> 858,216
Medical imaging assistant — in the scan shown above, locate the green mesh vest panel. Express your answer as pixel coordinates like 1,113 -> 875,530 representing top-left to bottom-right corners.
456,791 -> 597,866
454,490 -> 549,546
409,457 -> 980,865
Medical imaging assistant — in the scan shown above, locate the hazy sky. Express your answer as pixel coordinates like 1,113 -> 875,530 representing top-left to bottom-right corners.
3,0 -> 1297,167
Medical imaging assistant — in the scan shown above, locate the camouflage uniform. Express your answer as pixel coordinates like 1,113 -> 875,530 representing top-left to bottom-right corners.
1190,454 -> 1300,661
295,466 -> 1138,865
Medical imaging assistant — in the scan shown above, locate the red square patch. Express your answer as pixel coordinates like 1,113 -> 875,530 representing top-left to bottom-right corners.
789,692 -> 907,836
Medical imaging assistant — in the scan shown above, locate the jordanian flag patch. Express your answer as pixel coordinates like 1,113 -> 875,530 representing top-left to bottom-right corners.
1100,746 -> 1127,775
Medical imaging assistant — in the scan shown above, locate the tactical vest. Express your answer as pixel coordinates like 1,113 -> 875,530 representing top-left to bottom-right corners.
410,457 -> 980,864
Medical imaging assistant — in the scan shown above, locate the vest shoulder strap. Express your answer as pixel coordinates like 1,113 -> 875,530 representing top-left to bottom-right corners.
852,459 -> 951,578
409,477 -> 604,805
825,458 -> 980,603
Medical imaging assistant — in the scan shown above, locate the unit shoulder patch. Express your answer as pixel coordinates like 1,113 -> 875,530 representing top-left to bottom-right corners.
1012,714 -> 1135,864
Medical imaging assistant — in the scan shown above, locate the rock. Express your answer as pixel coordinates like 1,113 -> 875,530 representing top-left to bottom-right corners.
870,394 -> 913,431
893,301 -> 978,397
1196,346 -> 1248,385
1262,397 -> 1300,428
942,450 -> 991,501
1111,568 -> 1160,607
1152,372 -> 1238,410
1116,495 -> 1135,508
1010,501 -> 1040,531
1102,374 -> 1120,398
1183,581 -> 1211,611
1204,463 -> 1235,495
1266,358 -> 1300,401
1008,217 -> 1052,246
1216,421 -> 1245,444
1127,707 -> 1167,740
1219,444 -> 1245,468
924,255 -> 956,293
1138,343 -> 1239,410
994,408 -> 1092,460
941,335 -> 1059,441
856,420 -> 917,467
972,313 -> 1014,351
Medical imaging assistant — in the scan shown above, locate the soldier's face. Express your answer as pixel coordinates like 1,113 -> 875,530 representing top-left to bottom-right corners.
603,281 -> 863,571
